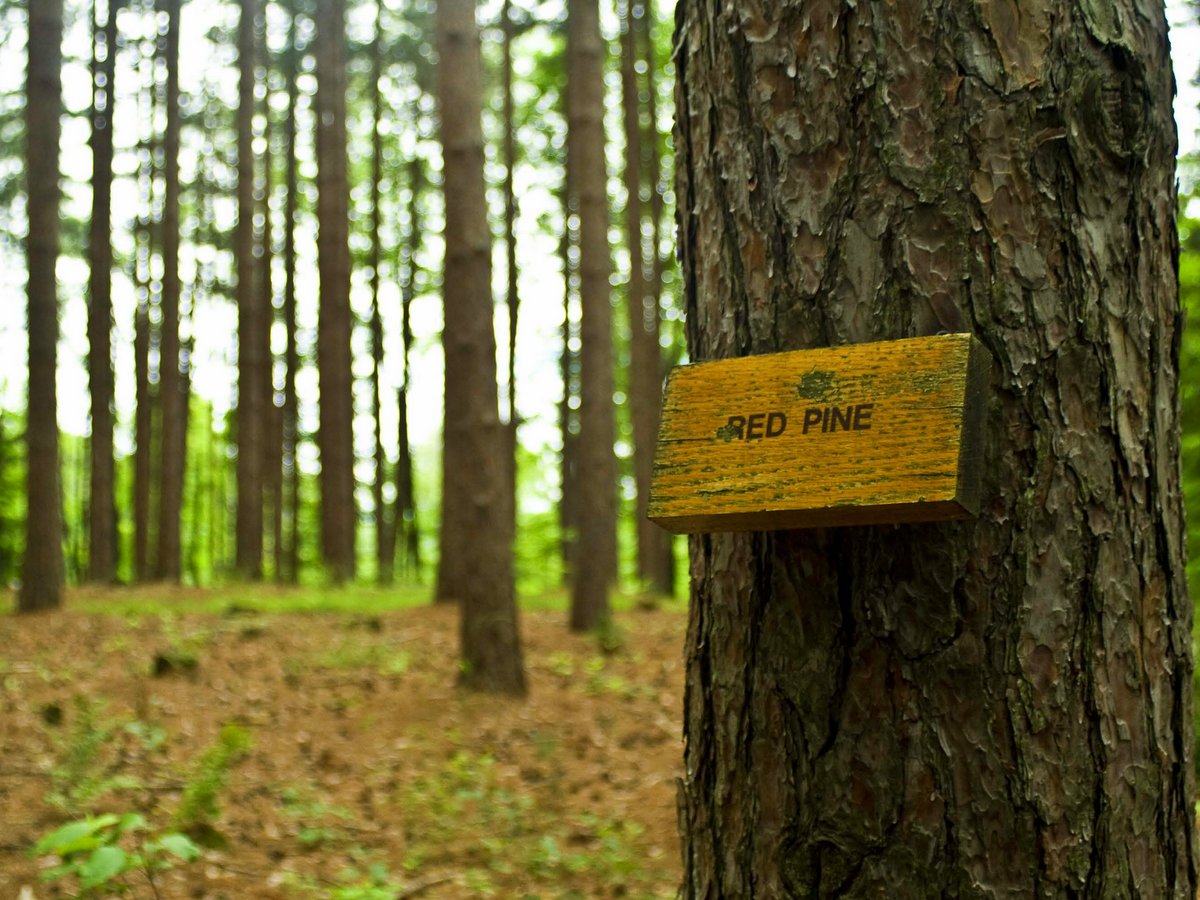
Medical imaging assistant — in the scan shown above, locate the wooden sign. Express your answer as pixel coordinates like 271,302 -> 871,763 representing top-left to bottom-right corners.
648,333 -> 990,533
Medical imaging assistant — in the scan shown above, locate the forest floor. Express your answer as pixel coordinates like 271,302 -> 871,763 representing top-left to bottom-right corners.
0,585 -> 686,899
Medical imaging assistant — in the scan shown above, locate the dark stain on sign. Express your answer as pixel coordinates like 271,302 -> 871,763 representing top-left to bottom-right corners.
796,370 -> 836,401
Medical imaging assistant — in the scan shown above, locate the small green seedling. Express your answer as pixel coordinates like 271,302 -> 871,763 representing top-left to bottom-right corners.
32,813 -> 200,897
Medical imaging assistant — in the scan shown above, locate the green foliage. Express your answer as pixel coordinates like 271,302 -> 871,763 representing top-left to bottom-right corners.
0,407 -> 25,585
173,723 -> 252,842
47,697 -> 142,814
394,750 -> 660,895
31,812 -> 201,898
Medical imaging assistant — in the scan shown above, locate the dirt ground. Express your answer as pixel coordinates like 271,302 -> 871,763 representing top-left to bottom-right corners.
0,589 -> 686,898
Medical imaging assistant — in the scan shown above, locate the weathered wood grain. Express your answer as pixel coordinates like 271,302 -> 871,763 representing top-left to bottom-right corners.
648,334 -> 990,532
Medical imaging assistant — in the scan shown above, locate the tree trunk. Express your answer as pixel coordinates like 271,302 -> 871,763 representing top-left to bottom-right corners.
435,0 -> 526,694
87,0 -> 119,584
20,0 -> 65,612
155,0 -> 184,582
281,0 -> 300,584
235,0 -> 265,580
369,0 -> 391,586
620,0 -> 670,597
395,153 -> 423,580
567,0 -> 616,631
638,0 -> 674,595
674,2 -> 1196,895
257,38 -> 281,581
558,191 -> 578,587
314,0 -> 356,583
502,0 -> 520,549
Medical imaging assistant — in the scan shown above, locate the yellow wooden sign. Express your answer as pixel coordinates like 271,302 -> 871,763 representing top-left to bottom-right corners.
648,333 -> 990,533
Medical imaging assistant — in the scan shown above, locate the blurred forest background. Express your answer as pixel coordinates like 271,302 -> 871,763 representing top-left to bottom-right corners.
0,0 -> 1196,640
0,0 -> 687,605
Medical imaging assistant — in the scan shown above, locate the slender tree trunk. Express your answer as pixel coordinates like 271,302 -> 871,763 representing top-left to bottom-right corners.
155,0 -> 184,582
133,293 -> 151,581
235,0 -> 265,579
369,0 -> 391,586
395,155 -> 423,580
257,39 -> 281,581
638,0 -> 673,594
567,0 -> 616,631
314,0 -> 356,583
674,2 -> 1196,894
281,0 -> 301,584
502,0 -> 519,538
87,0 -> 119,584
558,192 -> 578,586
435,0 -> 525,694
20,0 -> 65,612
619,0 -> 669,596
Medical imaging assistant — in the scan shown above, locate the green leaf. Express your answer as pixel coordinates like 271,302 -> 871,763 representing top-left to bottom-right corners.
116,813 -> 148,835
79,845 -> 129,889
147,832 -> 202,862
32,815 -> 118,857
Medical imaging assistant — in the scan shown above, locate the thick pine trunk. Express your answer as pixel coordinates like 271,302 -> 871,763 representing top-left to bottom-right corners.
156,0 -> 184,582
314,0 -> 356,583
675,1 -> 1196,895
87,0 -> 118,584
235,0 -> 265,580
567,0 -> 617,631
435,0 -> 526,694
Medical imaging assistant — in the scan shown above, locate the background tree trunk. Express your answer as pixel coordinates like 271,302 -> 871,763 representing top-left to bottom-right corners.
20,0 -> 65,611
369,0 -> 391,586
675,1 -> 1196,895
435,0 -> 525,694
155,0 -> 184,582
87,0 -> 119,584
567,0 -> 616,631
619,0 -> 670,597
502,0 -> 520,549
235,0 -> 264,580
314,0 -> 356,583
395,153 -> 423,580
281,0 -> 301,584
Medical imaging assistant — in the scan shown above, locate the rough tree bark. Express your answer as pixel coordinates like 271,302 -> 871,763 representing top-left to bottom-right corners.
87,0 -> 121,584
435,0 -> 526,694
567,0 -> 617,631
674,0 -> 1196,895
314,0 -> 356,583
20,0 -> 65,612
155,0 -> 184,582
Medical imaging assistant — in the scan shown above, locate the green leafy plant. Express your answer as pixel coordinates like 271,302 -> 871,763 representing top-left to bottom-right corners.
47,697 -> 142,813
173,723 -> 252,846
31,813 -> 200,897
